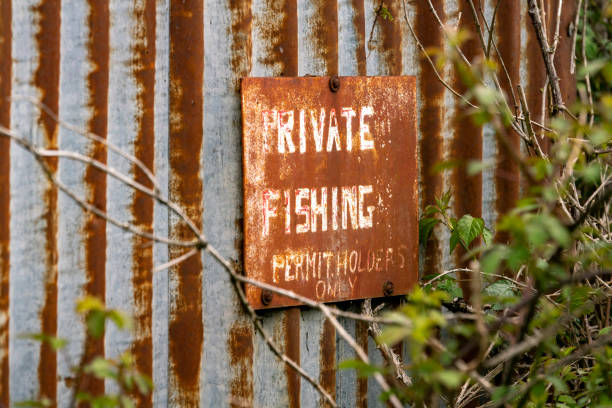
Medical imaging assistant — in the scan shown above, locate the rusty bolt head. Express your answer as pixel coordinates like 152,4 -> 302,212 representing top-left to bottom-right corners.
261,289 -> 273,306
382,280 -> 394,296
329,75 -> 340,92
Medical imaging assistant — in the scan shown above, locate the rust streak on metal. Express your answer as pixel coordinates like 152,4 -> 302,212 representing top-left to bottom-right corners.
228,1 -> 254,402
33,0 -> 60,404
229,0 -> 252,90
257,0 -> 297,76
255,2 -> 301,404
0,0 -> 11,404
379,0 -> 402,75
355,319 -> 368,407
312,0 -> 338,76
228,323 -> 254,408
416,0 -> 445,276
130,1 -> 156,406
351,0 -> 366,76
495,0 -> 520,236
319,318 -> 336,407
285,309 -> 301,408
79,0 -> 110,400
452,0 -> 483,293
168,0 -> 204,405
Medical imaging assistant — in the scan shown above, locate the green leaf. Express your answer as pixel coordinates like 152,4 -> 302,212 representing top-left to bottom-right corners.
540,215 -> 571,248
76,296 -> 105,314
419,218 -> 440,245
482,227 -> 493,246
437,277 -> 463,299
435,370 -> 464,388
86,310 -> 106,339
107,310 -> 133,331
134,374 -> 154,395
506,245 -> 529,271
467,159 -> 494,176
455,215 -> 485,249
529,381 -> 548,404
450,230 -> 461,253
89,395 -> 119,408
15,399 -> 52,407
377,326 -> 411,346
85,357 -> 116,380
577,162 -> 602,185
21,333 -> 68,351
481,246 -> 507,274
484,280 -> 516,299
546,375 -> 568,394
432,159 -> 462,173
601,327 -> 612,335
339,359 -> 385,378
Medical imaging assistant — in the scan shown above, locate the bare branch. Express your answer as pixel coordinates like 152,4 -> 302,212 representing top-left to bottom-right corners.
0,126 -> 194,248
362,299 -> 413,387
528,0 -> 565,114
11,95 -> 162,194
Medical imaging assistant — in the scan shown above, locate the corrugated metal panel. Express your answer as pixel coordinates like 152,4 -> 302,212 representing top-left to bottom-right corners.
0,0 -> 576,406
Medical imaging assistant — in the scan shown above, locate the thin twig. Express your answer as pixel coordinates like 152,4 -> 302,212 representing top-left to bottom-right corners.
570,0 -> 583,74
0,126 -> 193,248
401,1 -> 477,109
517,85 -> 547,158
11,95 -> 162,194
551,0 -> 564,55
528,0 -> 565,114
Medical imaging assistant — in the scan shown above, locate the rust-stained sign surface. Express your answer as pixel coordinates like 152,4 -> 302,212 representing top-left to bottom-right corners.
241,76 -> 418,309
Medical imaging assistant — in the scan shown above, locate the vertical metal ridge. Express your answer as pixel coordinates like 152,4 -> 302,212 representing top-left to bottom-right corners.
228,323 -> 254,407
130,1 -> 156,406
304,0 -> 338,76
152,0 -> 170,403
350,0 -> 366,76
0,0 -> 11,404
319,318 -> 336,406
256,0 -> 298,76
380,0 -> 402,75
168,0 -> 204,405
416,0 -> 445,277
365,0 -> 402,75
285,309 -> 301,408
495,0 -> 521,236
355,319 -> 368,407
226,0 -> 254,405
451,0 -> 483,289
33,0 -> 61,403
82,0 -> 110,398
250,1 -> 299,405
230,0 -> 253,89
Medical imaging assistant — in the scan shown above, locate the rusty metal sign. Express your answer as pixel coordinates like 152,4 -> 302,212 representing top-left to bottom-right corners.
241,76 -> 418,309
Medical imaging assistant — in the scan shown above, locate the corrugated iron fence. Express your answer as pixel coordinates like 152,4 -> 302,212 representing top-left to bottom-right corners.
0,0 -> 576,406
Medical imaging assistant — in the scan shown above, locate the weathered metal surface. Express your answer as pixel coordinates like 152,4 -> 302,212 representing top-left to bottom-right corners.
241,76 -> 418,309
33,0 -> 60,403
416,0 -> 446,278
1,1 -> 574,406
168,0 -> 204,405
0,0 -> 11,404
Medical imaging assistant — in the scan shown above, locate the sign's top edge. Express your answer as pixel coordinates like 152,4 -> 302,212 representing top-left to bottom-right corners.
241,75 -> 417,81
